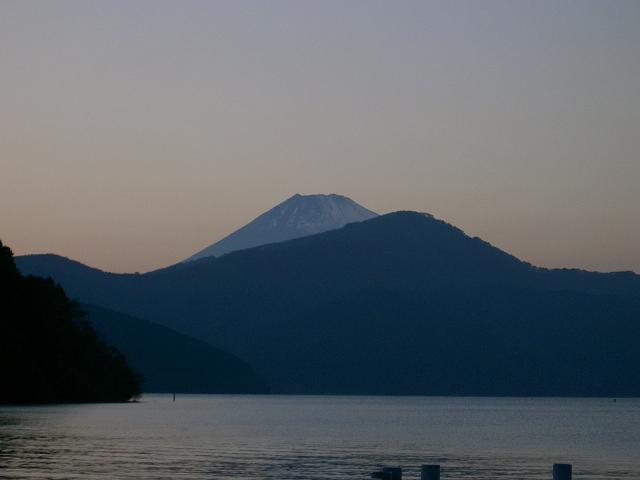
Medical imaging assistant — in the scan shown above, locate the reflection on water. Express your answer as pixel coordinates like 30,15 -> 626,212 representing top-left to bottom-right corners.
1,395 -> 639,479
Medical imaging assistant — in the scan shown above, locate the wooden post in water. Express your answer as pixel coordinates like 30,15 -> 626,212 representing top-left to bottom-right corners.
370,471 -> 392,479
421,465 -> 440,480
553,463 -> 572,480
382,467 -> 401,480
172,392 -> 175,402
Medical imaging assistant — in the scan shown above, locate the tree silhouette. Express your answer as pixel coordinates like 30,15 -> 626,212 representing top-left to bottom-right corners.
0,240 -> 141,404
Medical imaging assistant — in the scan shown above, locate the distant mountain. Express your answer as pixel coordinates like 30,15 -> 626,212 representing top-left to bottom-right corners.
16,212 -> 640,396
185,193 -> 378,261
82,304 -> 269,394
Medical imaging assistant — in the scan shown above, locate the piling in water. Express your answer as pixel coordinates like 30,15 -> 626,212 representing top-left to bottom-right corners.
371,466 -> 401,479
553,463 -> 572,480
382,467 -> 401,480
370,471 -> 392,479
420,464 -> 440,480
372,462 -> 570,479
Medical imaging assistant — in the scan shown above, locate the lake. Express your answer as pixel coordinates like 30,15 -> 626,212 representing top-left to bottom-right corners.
1,395 -> 639,479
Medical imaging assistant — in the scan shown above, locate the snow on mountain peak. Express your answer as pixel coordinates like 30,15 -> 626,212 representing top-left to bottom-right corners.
185,194 -> 378,262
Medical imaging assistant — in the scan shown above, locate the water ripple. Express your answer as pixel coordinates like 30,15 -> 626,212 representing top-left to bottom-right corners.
1,395 -> 639,479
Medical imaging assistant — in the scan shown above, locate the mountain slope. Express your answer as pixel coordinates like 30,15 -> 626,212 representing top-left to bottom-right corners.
82,304 -> 269,394
185,193 -> 378,261
1,241 -> 140,404
16,212 -> 640,395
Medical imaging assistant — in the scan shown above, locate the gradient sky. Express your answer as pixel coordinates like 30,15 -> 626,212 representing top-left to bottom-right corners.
1,0 -> 639,273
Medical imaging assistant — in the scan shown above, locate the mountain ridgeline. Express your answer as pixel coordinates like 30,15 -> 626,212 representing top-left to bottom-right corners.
84,304 -> 269,394
185,193 -> 378,261
0,241 -> 141,404
17,211 -> 640,396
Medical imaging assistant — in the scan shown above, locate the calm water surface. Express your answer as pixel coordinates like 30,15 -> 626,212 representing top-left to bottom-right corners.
1,395 -> 639,479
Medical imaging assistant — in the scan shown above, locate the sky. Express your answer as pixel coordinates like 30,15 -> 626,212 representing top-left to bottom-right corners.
1,0 -> 639,273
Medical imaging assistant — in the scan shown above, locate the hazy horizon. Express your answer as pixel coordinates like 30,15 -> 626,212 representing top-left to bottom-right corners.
2,1 -> 639,273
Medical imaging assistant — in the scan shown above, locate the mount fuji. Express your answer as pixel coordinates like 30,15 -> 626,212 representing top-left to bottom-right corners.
185,193 -> 378,262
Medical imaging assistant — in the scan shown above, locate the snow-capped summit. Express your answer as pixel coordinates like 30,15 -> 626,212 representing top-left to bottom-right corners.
185,193 -> 378,262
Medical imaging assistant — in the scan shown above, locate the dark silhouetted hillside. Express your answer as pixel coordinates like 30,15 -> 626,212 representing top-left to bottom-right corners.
83,304 -> 269,394
0,240 -> 140,404
16,212 -> 640,395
